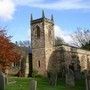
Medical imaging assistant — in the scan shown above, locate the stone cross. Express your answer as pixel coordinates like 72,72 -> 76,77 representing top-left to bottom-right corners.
29,79 -> 37,90
0,71 -> 5,90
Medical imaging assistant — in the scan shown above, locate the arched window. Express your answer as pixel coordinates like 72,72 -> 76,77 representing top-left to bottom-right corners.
35,26 -> 40,39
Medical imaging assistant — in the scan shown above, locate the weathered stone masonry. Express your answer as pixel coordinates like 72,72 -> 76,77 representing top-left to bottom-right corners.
31,13 -> 90,76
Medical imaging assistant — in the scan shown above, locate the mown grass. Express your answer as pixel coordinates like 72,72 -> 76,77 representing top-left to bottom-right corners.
6,76 -> 85,90
6,77 -> 30,90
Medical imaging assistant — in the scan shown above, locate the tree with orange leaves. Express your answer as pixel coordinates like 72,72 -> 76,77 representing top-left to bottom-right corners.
0,28 -> 21,73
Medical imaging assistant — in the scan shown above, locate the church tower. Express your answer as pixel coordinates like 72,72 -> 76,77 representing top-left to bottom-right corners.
31,11 -> 55,75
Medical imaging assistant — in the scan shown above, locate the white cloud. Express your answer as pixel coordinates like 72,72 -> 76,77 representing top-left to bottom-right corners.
14,0 -> 44,5
54,25 -> 72,44
29,0 -> 90,10
1,0 -> 90,21
14,0 -> 90,10
0,0 -> 44,20
0,0 -> 15,20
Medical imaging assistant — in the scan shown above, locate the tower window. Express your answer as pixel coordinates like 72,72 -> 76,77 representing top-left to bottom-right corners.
36,26 -> 40,39
38,61 -> 40,67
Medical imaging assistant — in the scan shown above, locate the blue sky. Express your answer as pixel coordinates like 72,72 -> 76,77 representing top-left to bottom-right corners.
0,0 -> 90,43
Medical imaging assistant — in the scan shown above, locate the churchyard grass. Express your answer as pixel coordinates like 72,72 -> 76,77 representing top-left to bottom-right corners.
6,77 -> 30,90
6,76 -> 85,90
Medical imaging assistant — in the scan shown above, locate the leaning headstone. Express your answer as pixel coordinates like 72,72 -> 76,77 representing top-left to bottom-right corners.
29,79 -> 37,90
66,69 -> 75,87
0,71 -> 5,90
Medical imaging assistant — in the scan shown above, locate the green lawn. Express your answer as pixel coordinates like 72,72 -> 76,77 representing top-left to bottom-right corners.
6,77 -> 85,90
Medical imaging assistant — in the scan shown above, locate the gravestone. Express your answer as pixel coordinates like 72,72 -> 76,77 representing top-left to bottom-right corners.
66,69 -> 75,87
29,79 -> 37,90
47,71 -> 57,86
85,72 -> 90,90
74,63 -> 81,80
0,71 -> 5,90
74,70 -> 81,80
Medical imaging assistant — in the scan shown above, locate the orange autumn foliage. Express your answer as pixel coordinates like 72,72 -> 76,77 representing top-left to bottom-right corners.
0,28 -> 21,72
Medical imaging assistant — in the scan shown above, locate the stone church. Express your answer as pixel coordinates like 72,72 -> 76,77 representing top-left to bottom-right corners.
31,12 -> 90,76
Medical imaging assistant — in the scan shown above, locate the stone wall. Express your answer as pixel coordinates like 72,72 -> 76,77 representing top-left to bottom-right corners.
32,48 -> 46,75
31,16 -> 90,76
59,45 -> 90,72
31,22 -> 45,49
31,18 -> 55,76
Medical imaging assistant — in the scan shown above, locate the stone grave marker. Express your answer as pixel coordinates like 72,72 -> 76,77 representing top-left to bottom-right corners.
85,73 -> 90,90
74,70 -> 81,80
0,71 -> 5,90
66,69 -> 75,87
29,79 -> 37,90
